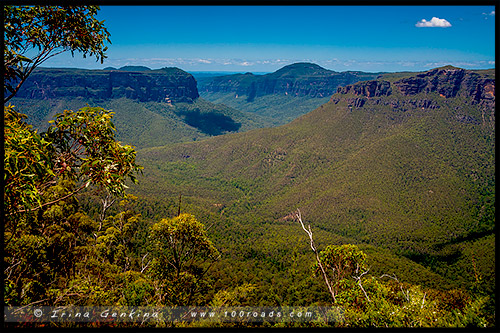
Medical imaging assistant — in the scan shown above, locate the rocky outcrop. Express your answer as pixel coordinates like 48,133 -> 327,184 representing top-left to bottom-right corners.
15,66 -> 199,103
200,62 -> 381,99
337,80 -> 392,97
394,67 -> 495,107
332,66 -> 495,111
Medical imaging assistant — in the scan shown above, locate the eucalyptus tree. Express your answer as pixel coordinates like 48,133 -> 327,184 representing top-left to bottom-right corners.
4,5 -> 110,102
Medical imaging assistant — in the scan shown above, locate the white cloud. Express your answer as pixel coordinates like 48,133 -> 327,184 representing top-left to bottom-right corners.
415,17 -> 452,28
482,10 -> 495,16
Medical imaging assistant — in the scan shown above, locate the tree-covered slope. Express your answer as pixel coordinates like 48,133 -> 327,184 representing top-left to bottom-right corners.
11,96 -> 268,149
132,66 -> 495,293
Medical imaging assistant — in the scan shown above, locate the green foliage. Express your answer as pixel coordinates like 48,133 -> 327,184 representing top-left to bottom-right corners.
45,106 -> 143,196
5,179 -> 90,306
148,214 -> 220,305
4,105 -> 55,216
315,244 -> 368,297
210,283 -> 257,307
4,105 -> 142,218
200,91 -> 331,127
3,17 -> 495,328
335,270 -> 490,328
304,244 -> 490,328
121,68 -> 494,327
3,5 -> 145,309
317,244 -> 368,278
5,181 -> 200,309
11,96 -> 269,149
132,69 -> 495,302
150,213 -> 220,276
4,5 -> 110,101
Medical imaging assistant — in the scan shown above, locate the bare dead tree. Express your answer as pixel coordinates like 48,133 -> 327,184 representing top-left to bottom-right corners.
295,208 -> 337,303
140,253 -> 151,273
99,191 -> 116,227
421,292 -> 426,309
380,273 -> 410,302
92,191 -> 116,240
353,264 -> 371,302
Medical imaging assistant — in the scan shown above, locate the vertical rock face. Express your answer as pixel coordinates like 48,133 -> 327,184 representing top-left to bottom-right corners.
14,67 -> 200,103
334,66 -> 495,109
337,80 -> 392,97
393,67 -> 495,106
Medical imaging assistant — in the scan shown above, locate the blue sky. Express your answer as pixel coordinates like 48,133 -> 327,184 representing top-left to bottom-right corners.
44,5 -> 496,73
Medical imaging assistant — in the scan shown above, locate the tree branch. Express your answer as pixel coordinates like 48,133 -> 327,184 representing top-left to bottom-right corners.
8,183 -> 87,216
353,266 -> 371,302
4,45 -> 65,103
380,273 -> 410,302
12,298 -> 50,313
140,253 -> 151,273
296,209 -> 337,303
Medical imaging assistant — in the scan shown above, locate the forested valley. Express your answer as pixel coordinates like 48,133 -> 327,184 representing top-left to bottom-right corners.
4,5 -> 495,329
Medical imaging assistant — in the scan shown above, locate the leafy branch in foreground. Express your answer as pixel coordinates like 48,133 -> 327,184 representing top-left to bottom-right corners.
4,5 -> 110,102
4,105 -> 55,217
4,105 -> 143,218
46,107 -> 143,196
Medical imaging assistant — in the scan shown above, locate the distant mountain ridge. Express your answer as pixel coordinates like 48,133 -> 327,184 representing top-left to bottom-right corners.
199,62 -> 382,100
13,63 -> 389,142
337,66 -> 494,102
14,66 -> 199,103
198,62 -> 383,126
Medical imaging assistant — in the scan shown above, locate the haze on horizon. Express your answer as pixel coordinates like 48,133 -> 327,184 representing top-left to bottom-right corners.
42,5 -> 496,74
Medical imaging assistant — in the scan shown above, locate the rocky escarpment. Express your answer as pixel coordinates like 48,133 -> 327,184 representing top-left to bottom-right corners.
333,66 -> 495,111
200,62 -> 381,101
337,80 -> 392,97
15,66 -> 199,103
393,67 -> 495,108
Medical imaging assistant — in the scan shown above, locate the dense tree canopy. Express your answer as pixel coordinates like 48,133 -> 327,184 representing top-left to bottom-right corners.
149,213 -> 220,305
3,4 -> 494,329
3,4 -> 145,311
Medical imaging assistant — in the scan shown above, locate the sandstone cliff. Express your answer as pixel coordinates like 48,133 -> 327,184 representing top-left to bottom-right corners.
336,66 -> 494,106
15,66 -> 199,103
